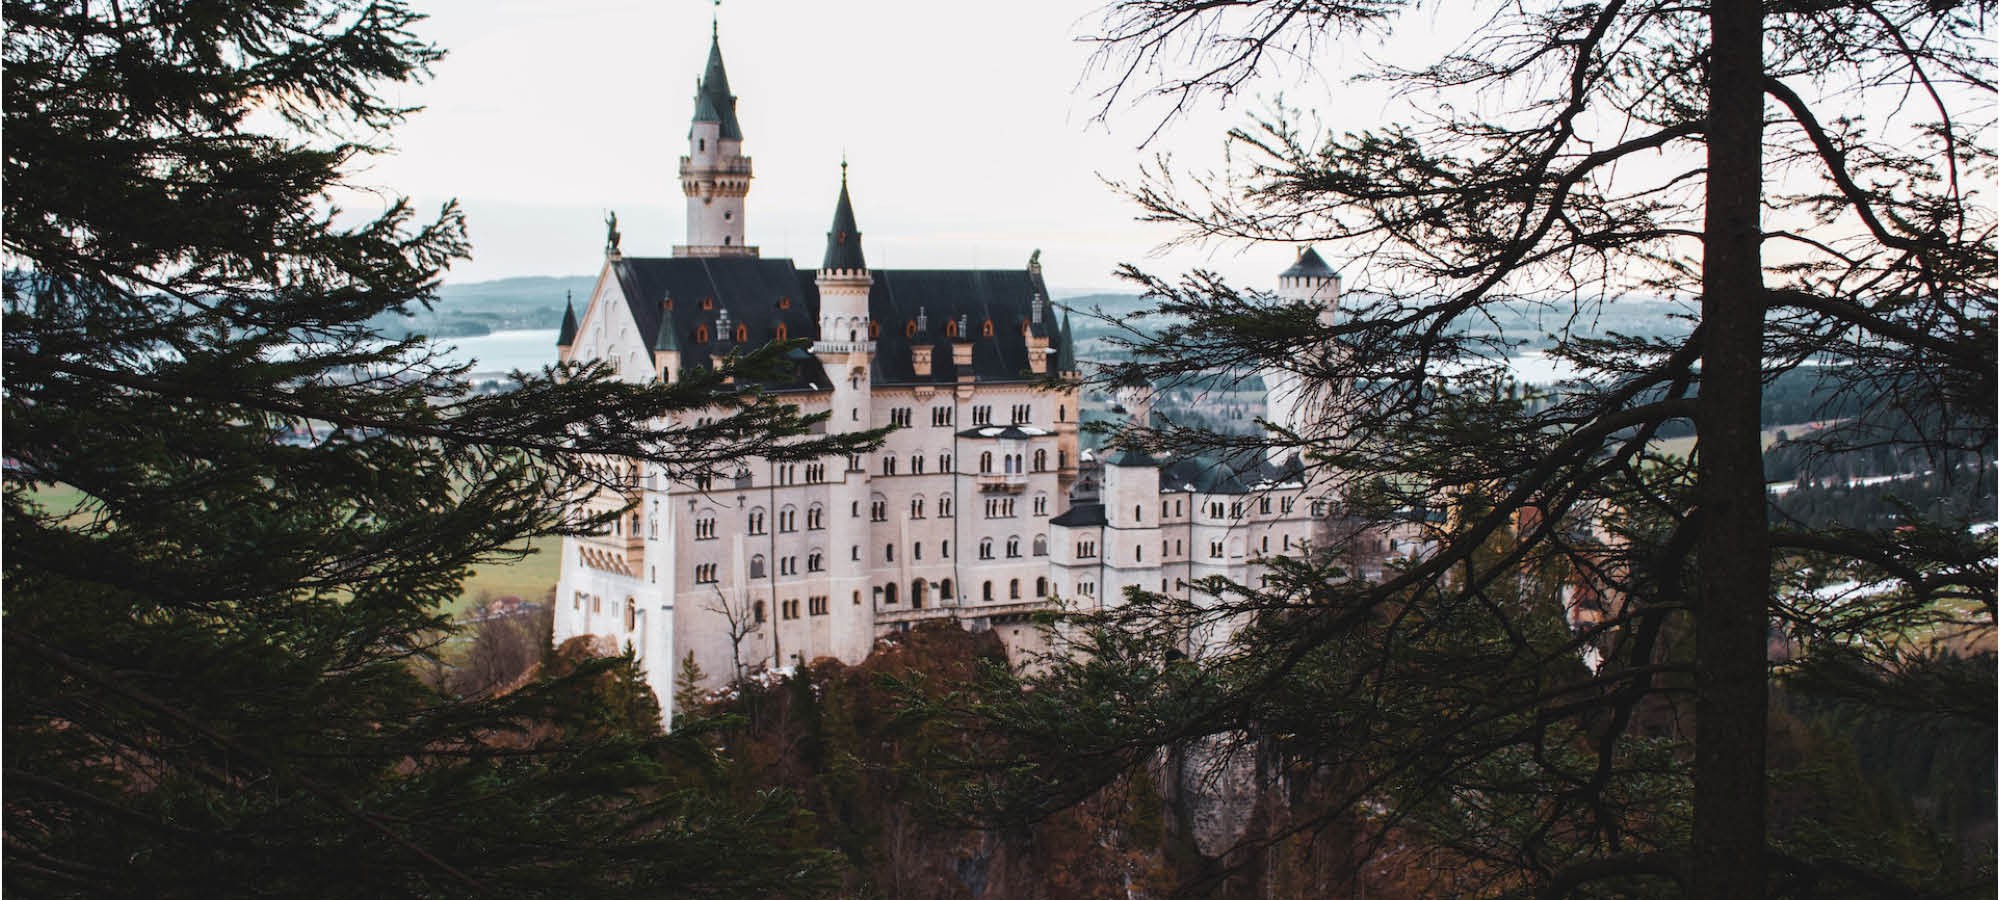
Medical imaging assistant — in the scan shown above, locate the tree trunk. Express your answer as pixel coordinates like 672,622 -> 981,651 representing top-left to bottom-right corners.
1695,0 -> 1770,894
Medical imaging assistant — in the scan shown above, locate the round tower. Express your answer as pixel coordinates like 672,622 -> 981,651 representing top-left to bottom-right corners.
676,26 -> 756,257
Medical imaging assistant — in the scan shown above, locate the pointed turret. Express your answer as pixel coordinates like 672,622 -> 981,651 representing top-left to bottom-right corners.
677,27 -> 755,257
652,297 -> 681,383
556,292 -> 578,353
1056,312 -> 1077,373
691,31 -> 743,141
822,164 -> 866,272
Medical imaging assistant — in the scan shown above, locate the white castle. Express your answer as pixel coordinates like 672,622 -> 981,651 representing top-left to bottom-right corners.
552,29 -> 1358,725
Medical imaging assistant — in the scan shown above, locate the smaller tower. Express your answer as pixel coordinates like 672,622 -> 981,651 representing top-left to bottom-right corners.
1267,246 -> 1344,461
556,291 -> 579,362
652,296 -> 681,383
1277,246 -> 1341,325
815,163 -> 873,352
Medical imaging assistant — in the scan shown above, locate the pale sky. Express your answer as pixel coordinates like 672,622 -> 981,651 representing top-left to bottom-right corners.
354,0 -> 1397,294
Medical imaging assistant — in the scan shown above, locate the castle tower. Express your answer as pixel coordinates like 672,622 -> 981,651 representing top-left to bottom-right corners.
1266,246 -> 1343,459
813,164 -> 877,654
1276,245 -> 1340,322
675,26 -> 756,257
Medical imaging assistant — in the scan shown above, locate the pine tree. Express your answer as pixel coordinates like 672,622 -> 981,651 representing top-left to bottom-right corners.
946,0 -> 1993,896
3,1 -> 874,895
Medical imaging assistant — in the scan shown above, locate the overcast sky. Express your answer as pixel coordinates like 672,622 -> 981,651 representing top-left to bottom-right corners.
353,1 -> 1409,294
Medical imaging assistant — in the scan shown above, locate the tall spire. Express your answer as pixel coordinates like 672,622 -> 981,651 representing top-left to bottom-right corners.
691,27 -> 742,141
556,291 -> 578,349
822,162 -> 866,271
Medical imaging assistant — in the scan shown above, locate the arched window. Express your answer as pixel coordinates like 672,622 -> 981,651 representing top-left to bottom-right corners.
774,323 -> 789,342
749,554 -> 766,578
624,597 -> 637,631
910,495 -> 925,518
979,451 -> 993,474
944,319 -> 959,338
1035,576 -> 1048,597
1009,579 -> 1021,599
753,600 -> 766,623
938,495 -> 953,517
868,321 -> 881,338
1033,534 -> 1048,556
694,324 -> 709,343
940,578 -> 955,600
979,538 -> 994,560
1006,536 -> 1020,558
982,581 -> 994,601
912,579 -> 928,608
884,582 -> 900,605
981,319 -> 994,337
807,550 -> 823,572
733,323 -> 748,343
905,320 -> 919,338
1033,449 -> 1047,471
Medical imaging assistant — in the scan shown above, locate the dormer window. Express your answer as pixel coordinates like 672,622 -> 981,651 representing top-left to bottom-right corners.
701,297 -> 715,311
774,323 -> 789,342
868,321 -> 880,339
694,325 -> 710,344
944,320 -> 959,338
778,296 -> 791,310
733,323 -> 748,343
905,320 -> 918,338
981,319 -> 995,337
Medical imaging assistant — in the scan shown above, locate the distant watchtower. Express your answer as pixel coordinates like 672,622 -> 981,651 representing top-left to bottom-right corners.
675,26 -> 757,257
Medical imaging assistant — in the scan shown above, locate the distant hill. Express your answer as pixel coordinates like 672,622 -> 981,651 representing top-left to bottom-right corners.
373,275 -> 595,338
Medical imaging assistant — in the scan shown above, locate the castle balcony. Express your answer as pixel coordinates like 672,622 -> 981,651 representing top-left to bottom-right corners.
671,244 -> 761,258
976,471 -> 1029,492
811,340 -> 874,356
678,156 -> 754,175
875,605 -> 956,626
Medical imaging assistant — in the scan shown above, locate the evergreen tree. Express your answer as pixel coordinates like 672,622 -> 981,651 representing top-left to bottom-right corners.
949,0 -> 1993,896
3,1 -> 875,895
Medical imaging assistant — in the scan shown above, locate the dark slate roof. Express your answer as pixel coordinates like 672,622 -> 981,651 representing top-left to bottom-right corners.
1050,502 -> 1106,527
691,34 -> 743,141
610,257 -> 827,390
604,256 -> 1054,389
1281,246 -> 1335,279
556,295 -> 578,347
1100,446 -> 1161,467
870,268 -> 1053,385
822,173 -> 865,270
1157,447 -> 1307,495
1055,312 -> 1076,372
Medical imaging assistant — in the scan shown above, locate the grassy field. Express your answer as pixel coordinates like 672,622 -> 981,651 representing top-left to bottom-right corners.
19,480 -> 560,620
1650,423 -> 1803,461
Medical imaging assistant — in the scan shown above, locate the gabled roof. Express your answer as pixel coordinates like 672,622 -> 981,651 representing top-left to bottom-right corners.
594,256 -> 1050,389
822,169 -> 866,271
870,269 -> 1047,385
691,33 -> 743,141
1281,246 -> 1336,279
609,257 -> 827,390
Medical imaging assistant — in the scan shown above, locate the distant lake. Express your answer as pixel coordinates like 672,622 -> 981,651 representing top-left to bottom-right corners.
435,329 -> 1585,385
434,329 -> 560,375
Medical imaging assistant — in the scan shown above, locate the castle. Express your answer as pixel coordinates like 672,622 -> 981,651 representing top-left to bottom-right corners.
552,29 -> 1352,723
